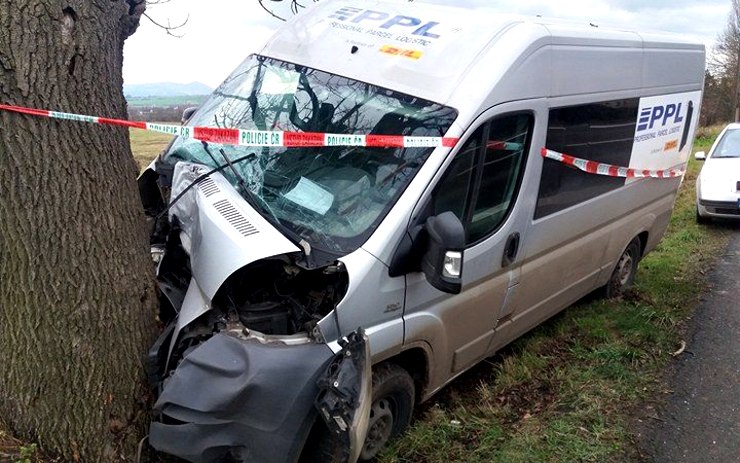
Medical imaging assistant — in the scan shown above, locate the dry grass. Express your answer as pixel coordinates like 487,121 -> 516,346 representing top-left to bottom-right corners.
129,128 -> 173,170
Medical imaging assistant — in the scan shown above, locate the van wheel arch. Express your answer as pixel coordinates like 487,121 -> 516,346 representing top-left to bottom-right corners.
636,231 -> 649,258
387,347 -> 429,403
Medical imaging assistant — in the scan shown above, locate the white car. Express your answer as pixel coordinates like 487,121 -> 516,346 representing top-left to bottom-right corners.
696,123 -> 740,223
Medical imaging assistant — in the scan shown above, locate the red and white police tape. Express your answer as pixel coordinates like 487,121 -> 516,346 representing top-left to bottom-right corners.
0,103 -> 458,148
540,148 -> 685,179
0,103 -> 685,178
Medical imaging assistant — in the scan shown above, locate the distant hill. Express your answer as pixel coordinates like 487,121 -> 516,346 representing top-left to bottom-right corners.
123,81 -> 213,98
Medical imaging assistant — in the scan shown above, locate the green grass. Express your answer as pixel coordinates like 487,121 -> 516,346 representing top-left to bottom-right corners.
693,124 -> 724,152
0,129 -> 732,462
0,424 -> 46,463
378,138 -> 731,462
129,127 -> 173,169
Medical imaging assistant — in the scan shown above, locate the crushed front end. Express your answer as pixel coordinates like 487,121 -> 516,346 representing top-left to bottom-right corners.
136,52 -> 457,462
140,161 -> 369,463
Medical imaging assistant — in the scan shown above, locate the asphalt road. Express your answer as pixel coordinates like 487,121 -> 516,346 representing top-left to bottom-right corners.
641,225 -> 740,462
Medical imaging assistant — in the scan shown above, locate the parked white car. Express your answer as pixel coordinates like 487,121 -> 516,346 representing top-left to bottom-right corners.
696,123 -> 740,223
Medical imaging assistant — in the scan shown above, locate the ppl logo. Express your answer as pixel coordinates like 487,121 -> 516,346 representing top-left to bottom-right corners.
329,7 -> 442,38
637,103 -> 684,132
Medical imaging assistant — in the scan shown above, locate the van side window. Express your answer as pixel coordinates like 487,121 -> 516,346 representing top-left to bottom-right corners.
468,114 -> 531,242
433,114 -> 532,245
535,99 -> 639,219
432,127 -> 481,222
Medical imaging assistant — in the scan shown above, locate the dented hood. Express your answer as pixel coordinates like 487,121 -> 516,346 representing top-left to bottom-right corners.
169,162 -> 301,299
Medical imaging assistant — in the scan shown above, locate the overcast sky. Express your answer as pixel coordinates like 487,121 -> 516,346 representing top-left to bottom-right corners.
123,0 -> 731,88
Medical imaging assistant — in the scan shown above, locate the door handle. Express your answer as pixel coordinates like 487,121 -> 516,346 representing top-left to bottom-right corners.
502,232 -> 520,267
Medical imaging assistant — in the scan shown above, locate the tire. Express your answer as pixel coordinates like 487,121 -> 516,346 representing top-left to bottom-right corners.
359,363 -> 415,461
604,237 -> 641,298
696,206 -> 710,224
300,363 -> 415,463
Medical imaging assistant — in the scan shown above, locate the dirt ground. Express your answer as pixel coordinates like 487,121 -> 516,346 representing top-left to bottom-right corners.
639,223 -> 740,463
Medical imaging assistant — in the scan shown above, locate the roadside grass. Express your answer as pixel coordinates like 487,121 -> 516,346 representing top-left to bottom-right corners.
0,128 -> 731,462
129,128 -> 173,169
693,123 -> 724,151
378,133 -> 731,462
0,423 -> 50,463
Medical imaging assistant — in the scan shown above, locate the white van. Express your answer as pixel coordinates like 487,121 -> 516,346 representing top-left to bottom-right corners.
137,1 -> 705,461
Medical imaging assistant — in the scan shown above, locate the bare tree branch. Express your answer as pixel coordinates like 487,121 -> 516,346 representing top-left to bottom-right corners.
138,0 -> 190,37
703,0 -> 740,124
142,10 -> 189,37
258,0 -> 287,22
258,0 -> 320,21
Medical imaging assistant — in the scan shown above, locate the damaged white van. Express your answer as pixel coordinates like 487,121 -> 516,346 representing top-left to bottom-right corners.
137,1 -> 705,461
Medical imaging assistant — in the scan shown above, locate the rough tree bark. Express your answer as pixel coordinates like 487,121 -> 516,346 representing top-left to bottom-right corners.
0,0 -> 157,461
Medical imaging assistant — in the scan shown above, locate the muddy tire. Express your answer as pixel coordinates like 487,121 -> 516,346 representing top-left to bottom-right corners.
359,363 -> 415,461
696,206 -> 710,224
604,237 -> 641,298
300,363 -> 415,463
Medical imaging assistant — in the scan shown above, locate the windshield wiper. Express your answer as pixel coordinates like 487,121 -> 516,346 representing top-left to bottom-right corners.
201,140 -> 248,190
159,153 -> 256,218
200,141 -> 282,223
159,150 -> 310,254
197,142 -> 322,262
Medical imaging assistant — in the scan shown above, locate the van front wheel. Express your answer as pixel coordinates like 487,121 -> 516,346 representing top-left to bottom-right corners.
360,363 -> 415,461
301,363 -> 415,463
605,238 -> 641,298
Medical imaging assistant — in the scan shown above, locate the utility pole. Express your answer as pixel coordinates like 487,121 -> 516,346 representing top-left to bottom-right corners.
735,43 -> 740,122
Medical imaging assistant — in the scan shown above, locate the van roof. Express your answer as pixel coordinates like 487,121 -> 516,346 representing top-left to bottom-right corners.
259,0 -> 704,106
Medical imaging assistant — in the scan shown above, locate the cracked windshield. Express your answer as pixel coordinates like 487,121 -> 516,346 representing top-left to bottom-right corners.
163,55 -> 457,255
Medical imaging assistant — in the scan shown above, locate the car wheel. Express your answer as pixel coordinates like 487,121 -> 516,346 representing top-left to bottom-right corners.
696,206 -> 710,224
604,237 -> 641,298
300,363 -> 415,463
359,363 -> 415,461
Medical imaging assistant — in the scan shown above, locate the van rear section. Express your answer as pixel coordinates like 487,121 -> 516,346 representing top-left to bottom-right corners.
137,1 -> 704,461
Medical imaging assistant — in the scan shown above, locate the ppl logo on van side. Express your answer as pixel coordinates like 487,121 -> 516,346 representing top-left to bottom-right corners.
329,7 -> 443,38
637,103 -> 685,132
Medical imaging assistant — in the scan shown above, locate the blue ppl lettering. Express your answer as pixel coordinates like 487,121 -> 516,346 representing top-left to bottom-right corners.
637,103 -> 684,131
330,8 -> 442,39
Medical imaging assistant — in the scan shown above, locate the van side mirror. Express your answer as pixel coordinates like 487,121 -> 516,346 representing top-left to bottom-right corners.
694,151 -> 706,161
182,107 -> 198,124
422,211 -> 465,294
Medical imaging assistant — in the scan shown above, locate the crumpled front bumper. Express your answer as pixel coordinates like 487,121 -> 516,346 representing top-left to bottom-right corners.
149,332 -> 334,463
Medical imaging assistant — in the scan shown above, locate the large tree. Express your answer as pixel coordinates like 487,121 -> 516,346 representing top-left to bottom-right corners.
706,0 -> 740,124
0,1 -> 158,461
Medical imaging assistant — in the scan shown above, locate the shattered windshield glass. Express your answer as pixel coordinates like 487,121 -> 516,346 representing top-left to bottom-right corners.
162,55 -> 458,256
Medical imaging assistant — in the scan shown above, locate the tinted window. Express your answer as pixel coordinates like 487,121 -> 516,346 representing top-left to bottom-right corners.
432,127 -> 480,222
433,114 -> 532,245
535,99 -> 638,219
468,115 -> 531,242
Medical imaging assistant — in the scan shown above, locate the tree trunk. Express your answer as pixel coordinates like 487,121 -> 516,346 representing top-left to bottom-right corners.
0,1 -> 157,461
